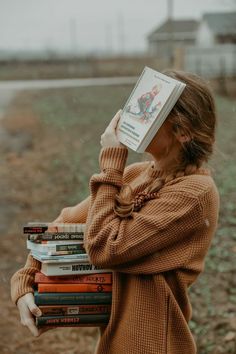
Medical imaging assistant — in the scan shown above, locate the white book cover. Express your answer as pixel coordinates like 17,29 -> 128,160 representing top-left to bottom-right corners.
32,252 -> 89,263
117,66 -> 186,153
27,240 -> 84,253
41,262 -> 111,276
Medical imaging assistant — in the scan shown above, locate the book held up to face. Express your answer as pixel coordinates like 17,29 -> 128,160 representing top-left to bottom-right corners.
117,66 -> 186,153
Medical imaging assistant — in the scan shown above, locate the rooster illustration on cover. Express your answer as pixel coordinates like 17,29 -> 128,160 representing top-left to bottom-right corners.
126,83 -> 162,123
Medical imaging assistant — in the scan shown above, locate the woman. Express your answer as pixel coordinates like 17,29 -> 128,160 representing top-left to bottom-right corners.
11,70 -> 219,354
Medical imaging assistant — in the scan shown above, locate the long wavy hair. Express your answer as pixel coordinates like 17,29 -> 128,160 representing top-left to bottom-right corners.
114,70 -> 217,217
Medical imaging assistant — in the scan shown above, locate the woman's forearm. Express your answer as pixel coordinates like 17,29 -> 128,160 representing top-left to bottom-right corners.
11,253 -> 41,305
11,196 -> 90,305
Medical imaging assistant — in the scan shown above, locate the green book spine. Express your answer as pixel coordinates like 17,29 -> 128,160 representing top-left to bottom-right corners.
34,291 -> 112,305
36,314 -> 110,327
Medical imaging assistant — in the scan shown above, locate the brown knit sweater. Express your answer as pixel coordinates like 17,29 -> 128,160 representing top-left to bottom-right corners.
11,147 -> 219,354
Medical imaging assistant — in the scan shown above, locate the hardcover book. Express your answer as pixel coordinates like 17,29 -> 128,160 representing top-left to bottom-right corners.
38,304 -> 111,316
40,261 -> 111,276
36,314 -> 110,327
117,66 -> 186,153
34,290 -> 112,305
34,272 -> 113,284
38,283 -> 112,293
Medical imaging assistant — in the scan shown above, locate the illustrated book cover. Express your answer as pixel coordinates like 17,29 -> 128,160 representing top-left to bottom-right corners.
117,66 -> 186,153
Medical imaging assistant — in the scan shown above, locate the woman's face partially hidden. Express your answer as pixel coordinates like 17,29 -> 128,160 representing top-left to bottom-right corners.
145,119 -> 180,165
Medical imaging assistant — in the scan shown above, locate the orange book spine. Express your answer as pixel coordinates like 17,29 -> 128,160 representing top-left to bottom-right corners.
38,283 -> 112,293
35,272 -> 112,284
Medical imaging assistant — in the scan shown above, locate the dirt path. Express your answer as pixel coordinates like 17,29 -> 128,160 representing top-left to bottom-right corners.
0,90 -> 99,354
0,89 -> 16,119
0,77 -> 137,91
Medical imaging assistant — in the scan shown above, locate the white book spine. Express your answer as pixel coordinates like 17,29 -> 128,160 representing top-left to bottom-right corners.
32,252 -> 89,263
41,262 -> 111,276
27,240 -> 84,253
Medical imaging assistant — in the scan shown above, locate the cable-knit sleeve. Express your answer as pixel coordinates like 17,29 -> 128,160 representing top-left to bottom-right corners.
55,196 -> 90,224
84,147 -> 211,272
11,253 -> 40,305
10,196 -> 91,305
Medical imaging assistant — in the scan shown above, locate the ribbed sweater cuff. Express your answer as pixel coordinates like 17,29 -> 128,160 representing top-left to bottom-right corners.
11,269 -> 36,305
99,147 -> 128,172
11,254 -> 40,305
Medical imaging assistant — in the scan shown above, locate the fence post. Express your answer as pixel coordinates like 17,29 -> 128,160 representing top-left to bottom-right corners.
218,56 -> 228,96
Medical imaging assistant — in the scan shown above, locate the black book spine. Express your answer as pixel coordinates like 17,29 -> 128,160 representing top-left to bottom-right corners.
24,226 -> 48,234
36,314 -> 110,327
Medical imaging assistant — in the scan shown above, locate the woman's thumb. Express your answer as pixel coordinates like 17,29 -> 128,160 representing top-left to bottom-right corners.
26,293 -> 42,317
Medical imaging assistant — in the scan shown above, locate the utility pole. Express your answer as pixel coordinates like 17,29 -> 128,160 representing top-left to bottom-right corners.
167,0 -> 174,66
69,18 -> 78,58
117,12 -> 125,56
105,23 -> 113,56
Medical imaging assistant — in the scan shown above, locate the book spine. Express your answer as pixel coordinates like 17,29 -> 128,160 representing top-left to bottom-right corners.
24,223 -> 86,233
36,314 -> 110,327
55,243 -> 85,251
39,304 -> 111,316
34,291 -> 112,305
32,252 -> 88,262
48,250 -> 86,256
28,233 -> 84,241
36,323 -> 106,328
35,272 -> 113,284
41,262 -> 110,276
38,283 -> 112,293
27,240 -> 85,253
24,226 -> 48,234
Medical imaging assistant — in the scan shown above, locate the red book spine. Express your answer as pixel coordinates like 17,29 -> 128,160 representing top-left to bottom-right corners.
35,272 -> 112,284
38,283 -> 112,293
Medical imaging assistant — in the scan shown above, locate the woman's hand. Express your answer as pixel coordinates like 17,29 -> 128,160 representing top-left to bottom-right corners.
100,110 -> 126,149
17,293 -> 55,337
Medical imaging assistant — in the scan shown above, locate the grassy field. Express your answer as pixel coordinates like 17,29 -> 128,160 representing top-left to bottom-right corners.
1,85 -> 236,354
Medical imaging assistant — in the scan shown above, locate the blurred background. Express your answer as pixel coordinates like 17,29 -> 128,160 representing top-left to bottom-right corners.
0,0 -> 236,353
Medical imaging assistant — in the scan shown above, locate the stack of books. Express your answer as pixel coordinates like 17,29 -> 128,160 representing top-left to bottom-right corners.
24,222 -> 112,328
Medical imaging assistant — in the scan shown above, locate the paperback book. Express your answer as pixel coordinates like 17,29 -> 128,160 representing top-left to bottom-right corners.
27,239 -> 85,254
31,251 -> 89,263
24,222 -> 86,234
117,66 -> 186,153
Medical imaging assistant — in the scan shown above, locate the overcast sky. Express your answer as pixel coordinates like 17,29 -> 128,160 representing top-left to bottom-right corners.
0,0 -> 235,54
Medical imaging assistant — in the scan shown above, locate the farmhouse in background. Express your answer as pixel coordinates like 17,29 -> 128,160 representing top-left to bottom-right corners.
147,12 -> 236,78
147,19 -> 199,57
185,12 -> 236,78
196,12 -> 236,47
